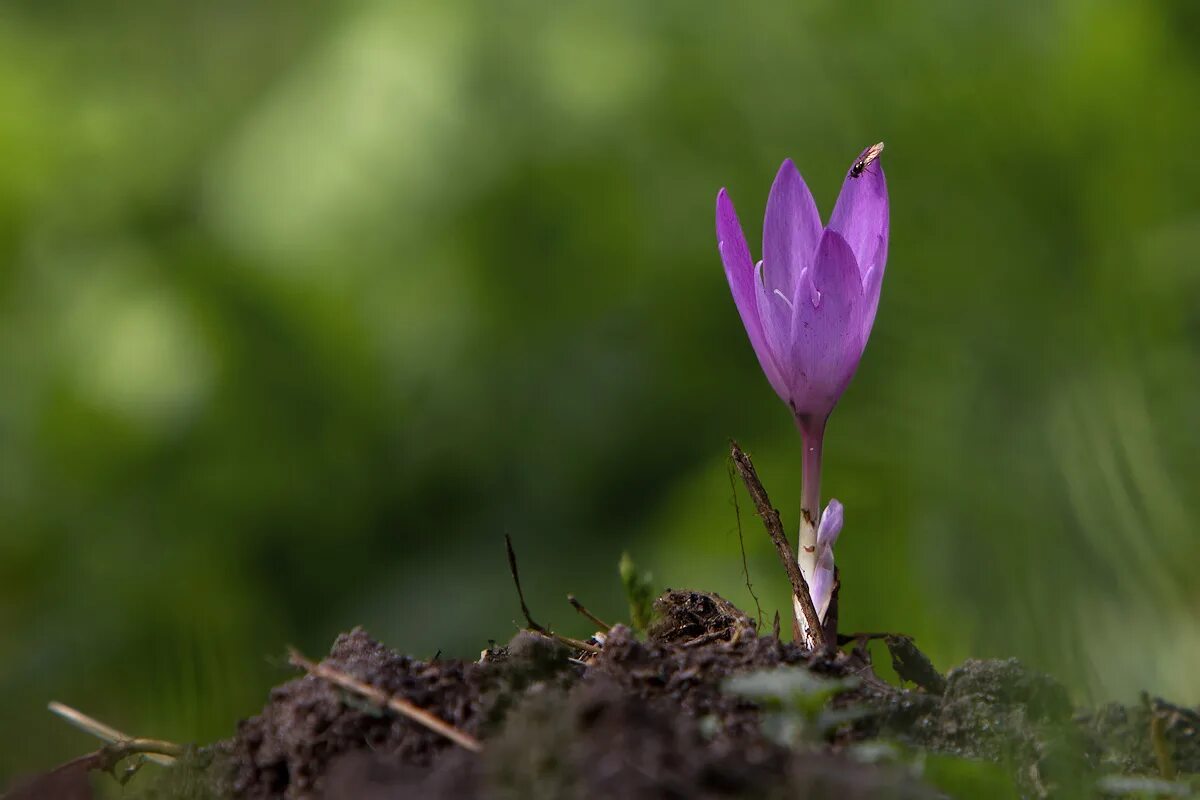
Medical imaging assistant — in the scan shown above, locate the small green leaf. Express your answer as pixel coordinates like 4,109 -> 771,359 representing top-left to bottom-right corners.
724,666 -> 858,716
619,552 -> 655,634
919,753 -> 1020,800
723,666 -> 862,744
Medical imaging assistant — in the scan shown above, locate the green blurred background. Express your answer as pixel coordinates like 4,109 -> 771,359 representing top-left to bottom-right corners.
2,0 -> 1199,782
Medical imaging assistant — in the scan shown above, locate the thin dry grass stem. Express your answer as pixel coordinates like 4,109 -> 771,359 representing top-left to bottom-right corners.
504,535 -> 601,654
729,440 -> 827,650
286,647 -> 483,753
567,594 -> 611,631
547,632 -> 602,654
1151,709 -> 1177,780
48,702 -> 182,767
727,459 -> 765,629
505,534 -> 546,633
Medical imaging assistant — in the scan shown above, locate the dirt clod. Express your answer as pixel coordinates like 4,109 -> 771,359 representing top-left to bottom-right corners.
223,627 -> 488,798
646,589 -> 756,646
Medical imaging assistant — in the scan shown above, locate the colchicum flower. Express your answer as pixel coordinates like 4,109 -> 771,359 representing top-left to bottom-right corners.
716,144 -> 888,646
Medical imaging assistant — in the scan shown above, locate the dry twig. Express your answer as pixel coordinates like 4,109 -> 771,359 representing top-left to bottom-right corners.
505,534 -> 546,632
729,440 -> 827,649
26,701 -> 187,798
504,535 -> 600,653
287,648 -> 482,753
48,702 -> 182,767
1146,693 -> 1179,780
1151,712 -> 1176,780
567,594 -> 611,630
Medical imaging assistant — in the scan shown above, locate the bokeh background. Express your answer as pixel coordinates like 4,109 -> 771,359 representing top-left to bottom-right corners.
2,0 -> 1199,782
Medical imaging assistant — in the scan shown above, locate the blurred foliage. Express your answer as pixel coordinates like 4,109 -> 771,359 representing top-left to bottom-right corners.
1,0 -> 1199,783
723,667 -> 863,745
618,551 -> 654,634
918,753 -> 1022,800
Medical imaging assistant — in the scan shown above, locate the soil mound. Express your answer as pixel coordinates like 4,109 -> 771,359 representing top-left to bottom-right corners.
12,590 -> 1199,799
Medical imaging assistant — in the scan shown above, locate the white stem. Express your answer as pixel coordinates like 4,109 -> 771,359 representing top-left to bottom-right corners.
792,510 -> 820,647
793,414 -> 826,648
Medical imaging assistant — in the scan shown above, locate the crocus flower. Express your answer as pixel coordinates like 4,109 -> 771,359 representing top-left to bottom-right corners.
716,144 -> 888,646
809,498 -> 843,624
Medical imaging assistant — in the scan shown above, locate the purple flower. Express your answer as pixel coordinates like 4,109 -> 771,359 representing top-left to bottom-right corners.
809,498 -> 844,623
716,144 -> 888,423
716,144 -> 888,647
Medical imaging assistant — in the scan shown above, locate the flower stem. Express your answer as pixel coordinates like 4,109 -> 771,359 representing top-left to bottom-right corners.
793,414 -> 826,646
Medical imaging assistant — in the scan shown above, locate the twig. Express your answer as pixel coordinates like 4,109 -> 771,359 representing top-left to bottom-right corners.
505,535 -> 600,654
505,534 -> 546,633
729,440 -> 827,649
823,568 -> 840,644
836,631 -> 904,643
32,702 -> 186,797
48,702 -> 181,767
16,739 -> 185,798
1145,693 -> 1179,780
727,458 -> 764,629
1151,712 -> 1176,779
553,633 -> 602,654
885,635 -> 947,694
567,594 -> 611,630
287,648 -> 482,753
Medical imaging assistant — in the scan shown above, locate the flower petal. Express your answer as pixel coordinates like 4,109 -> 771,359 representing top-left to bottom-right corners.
810,498 -> 844,621
809,564 -> 833,622
762,159 -> 823,307
816,499 -> 844,548
785,230 -> 865,417
829,145 -> 889,286
754,259 -> 795,400
717,189 -> 788,401
861,233 -> 887,343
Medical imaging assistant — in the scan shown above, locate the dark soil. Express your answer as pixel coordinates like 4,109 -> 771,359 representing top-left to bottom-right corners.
11,590 -> 1200,799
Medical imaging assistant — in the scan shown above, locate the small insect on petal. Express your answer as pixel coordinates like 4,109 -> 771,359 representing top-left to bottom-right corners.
849,142 -> 885,179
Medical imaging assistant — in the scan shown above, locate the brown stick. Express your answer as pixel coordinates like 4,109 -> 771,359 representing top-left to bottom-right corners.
48,702 -> 182,767
549,632 -> 603,654
10,737 -> 186,799
505,534 -> 546,633
288,648 -> 482,753
823,568 -> 840,644
1150,705 -> 1177,780
31,702 -> 187,797
729,440 -> 827,649
504,536 -> 601,653
567,594 -> 611,630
